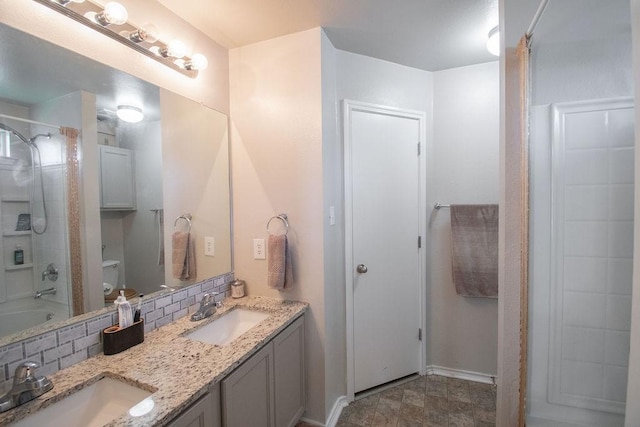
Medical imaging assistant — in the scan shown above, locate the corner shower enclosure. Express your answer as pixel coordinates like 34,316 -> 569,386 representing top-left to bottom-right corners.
527,0 -> 634,425
0,115 -> 71,337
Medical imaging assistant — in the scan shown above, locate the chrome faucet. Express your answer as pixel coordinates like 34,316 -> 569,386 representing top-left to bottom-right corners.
41,263 -> 58,282
0,362 -> 53,413
34,287 -> 56,299
190,293 -> 221,321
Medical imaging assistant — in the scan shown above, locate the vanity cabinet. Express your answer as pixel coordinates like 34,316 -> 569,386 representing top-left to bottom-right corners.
222,341 -> 275,427
99,145 -> 136,210
167,383 -> 221,427
221,315 -> 305,427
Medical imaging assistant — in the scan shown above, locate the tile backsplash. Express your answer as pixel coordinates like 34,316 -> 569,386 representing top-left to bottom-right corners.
0,273 -> 233,391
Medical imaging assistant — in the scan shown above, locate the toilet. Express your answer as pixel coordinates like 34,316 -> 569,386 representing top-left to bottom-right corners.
102,260 -> 137,305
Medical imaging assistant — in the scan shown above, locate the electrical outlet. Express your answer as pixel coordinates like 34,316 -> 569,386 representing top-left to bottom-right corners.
253,238 -> 266,259
204,237 -> 215,256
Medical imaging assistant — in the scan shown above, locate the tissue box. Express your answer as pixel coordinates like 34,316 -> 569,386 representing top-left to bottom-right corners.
102,319 -> 144,355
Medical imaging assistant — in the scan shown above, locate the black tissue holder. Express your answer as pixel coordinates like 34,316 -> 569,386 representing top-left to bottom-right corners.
102,319 -> 144,355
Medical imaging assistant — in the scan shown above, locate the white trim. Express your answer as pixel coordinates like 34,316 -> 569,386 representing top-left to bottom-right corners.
300,396 -> 350,427
343,99 -> 428,400
427,365 -> 497,385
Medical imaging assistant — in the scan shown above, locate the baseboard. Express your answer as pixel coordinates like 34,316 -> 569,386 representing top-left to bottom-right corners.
426,365 -> 496,385
300,395 -> 350,427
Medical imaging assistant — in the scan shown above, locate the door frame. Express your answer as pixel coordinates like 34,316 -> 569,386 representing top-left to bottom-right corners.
343,99 -> 428,400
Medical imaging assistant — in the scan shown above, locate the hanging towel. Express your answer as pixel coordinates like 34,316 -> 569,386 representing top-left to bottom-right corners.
157,209 -> 165,266
172,231 -> 196,280
267,234 -> 293,290
450,204 -> 499,298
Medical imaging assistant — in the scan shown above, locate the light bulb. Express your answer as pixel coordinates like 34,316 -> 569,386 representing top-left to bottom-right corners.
165,40 -> 188,59
125,23 -> 159,43
91,2 -> 128,26
116,105 -> 144,123
186,53 -> 208,71
487,26 -> 500,56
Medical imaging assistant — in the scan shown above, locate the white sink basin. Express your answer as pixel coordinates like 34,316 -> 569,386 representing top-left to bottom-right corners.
12,377 -> 153,427
185,308 -> 270,346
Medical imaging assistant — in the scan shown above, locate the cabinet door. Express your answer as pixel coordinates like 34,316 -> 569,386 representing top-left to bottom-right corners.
222,342 -> 275,427
167,386 -> 220,427
274,316 -> 306,427
99,145 -> 136,210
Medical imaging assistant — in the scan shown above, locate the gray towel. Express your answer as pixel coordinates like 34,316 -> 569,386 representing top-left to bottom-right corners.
267,234 -> 293,290
172,231 -> 196,281
450,204 -> 498,298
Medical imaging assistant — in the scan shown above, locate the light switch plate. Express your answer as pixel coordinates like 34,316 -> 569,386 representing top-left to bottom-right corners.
204,237 -> 215,256
253,238 -> 266,259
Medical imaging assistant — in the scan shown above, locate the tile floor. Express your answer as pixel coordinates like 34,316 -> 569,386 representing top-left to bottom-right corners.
298,375 -> 496,427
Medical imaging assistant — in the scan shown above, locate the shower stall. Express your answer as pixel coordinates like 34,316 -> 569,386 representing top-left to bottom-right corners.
0,115 -> 72,337
527,0 -> 633,425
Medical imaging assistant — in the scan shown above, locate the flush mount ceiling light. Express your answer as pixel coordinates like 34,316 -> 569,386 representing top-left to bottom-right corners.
487,26 -> 500,56
116,105 -> 144,123
32,0 -> 206,78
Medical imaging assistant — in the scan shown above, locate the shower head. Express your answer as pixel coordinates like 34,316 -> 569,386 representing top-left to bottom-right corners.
29,133 -> 52,146
0,122 -> 31,145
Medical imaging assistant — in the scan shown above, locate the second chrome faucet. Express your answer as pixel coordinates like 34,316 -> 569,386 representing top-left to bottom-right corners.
190,293 -> 222,321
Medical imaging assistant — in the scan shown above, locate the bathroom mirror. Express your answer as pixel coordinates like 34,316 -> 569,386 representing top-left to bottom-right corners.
0,23 -> 232,341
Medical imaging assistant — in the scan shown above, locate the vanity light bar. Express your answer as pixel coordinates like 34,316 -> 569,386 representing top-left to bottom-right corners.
32,0 -> 206,78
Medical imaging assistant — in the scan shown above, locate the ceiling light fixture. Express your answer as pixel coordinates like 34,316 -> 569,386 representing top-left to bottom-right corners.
32,0 -> 206,78
116,105 -> 144,123
487,26 -> 500,56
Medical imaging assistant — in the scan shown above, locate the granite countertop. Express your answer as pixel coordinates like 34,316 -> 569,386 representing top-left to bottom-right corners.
0,296 -> 308,426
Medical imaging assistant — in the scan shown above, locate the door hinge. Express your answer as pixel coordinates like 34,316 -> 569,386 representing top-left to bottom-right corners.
418,236 -> 421,248
418,328 -> 422,341
417,142 -> 421,156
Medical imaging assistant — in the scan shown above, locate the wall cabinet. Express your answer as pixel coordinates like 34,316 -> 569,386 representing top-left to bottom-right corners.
222,315 -> 305,427
167,383 -> 221,427
99,145 -> 136,210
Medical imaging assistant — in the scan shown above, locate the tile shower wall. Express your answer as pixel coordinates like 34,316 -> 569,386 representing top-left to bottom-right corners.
0,273 -> 233,391
549,99 -> 634,414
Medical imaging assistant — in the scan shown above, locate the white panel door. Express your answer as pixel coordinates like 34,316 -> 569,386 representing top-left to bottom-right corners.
348,103 -> 422,393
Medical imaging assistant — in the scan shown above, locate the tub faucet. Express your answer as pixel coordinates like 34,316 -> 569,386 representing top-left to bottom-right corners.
190,293 -> 220,321
0,361 -> 53,413
34,287 -> 56,299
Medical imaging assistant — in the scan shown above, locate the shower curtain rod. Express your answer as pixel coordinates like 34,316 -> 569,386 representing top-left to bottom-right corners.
526,0 -> 550,38
0,113 -> 59,130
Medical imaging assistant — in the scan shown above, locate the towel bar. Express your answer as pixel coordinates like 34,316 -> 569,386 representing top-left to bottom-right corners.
434,203 -> 450,209
267,213 -> 289,236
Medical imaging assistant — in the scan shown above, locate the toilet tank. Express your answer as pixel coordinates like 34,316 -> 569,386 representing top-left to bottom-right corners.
102,260 -> 120,287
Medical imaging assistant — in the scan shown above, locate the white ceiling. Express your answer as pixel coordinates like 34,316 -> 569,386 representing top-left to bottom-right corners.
157,0 -> 500,71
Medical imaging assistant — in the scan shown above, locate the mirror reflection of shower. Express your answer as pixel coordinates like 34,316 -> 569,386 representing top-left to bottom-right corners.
0,115 -> 72,338
0,123 -> 49,235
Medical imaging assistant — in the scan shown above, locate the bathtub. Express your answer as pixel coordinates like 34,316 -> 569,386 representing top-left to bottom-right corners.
0,309 -> 58,337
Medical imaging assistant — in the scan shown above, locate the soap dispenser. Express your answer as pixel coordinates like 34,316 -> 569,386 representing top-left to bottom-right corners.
116,290 -> 133,329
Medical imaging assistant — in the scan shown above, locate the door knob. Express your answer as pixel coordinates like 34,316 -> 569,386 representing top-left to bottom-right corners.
356,264 -> 368,274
